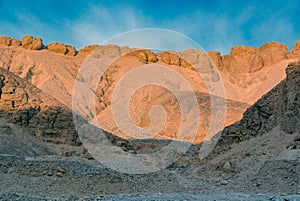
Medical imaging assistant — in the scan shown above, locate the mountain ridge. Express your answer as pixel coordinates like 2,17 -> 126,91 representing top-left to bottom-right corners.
0,35 -> 299,144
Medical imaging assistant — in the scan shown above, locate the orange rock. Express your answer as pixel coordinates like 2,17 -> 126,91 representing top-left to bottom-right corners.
157,51 -> 193,69
221,54 -> 230,71
255,42 -> 288,67
48,42 -> 77,56
48,42 -> 67,54
229,46 -> 256,73
128,49 -> 157,63
22,36 -> 43,50
0,36 -> 11,46
0,36 -> 21,46
65,45 -> 76,56
207,51 -> 222,70
78,45 -> 98,56
157,51 -> 181,66
290,41 -> 300,58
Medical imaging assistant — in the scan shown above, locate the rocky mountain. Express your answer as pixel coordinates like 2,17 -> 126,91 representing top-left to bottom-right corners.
0,35 -> 299,145
210,60 -> 300,156
183,60 -> 300,195
0,35 -> 300,199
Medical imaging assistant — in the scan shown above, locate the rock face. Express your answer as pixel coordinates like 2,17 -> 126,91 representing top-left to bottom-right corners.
229,46 -> 256,73
157,51 -> 193,69
290,41 -> 300,58
0,118 -> 56,157
90,44 -> 133,58
48,42 -> 77,56
211,60 -> 300,156
0,36 -> 21,47
0,35 -> 299,145
0,67 -> 82,151
255,42 -> 289,67
207,51 -> 222,70
22,36 -> 44,50
77,45 -> 98,56
0,45 -> 80,108
209,42 -> 289,73
128,49 -> 158,63
94,50 -> 248,143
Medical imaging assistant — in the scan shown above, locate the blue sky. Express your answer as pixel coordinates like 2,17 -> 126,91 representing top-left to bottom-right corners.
0,0 -> 299,54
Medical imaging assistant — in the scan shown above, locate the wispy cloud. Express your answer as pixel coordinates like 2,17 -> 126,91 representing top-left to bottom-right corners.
68,3 -> 154,49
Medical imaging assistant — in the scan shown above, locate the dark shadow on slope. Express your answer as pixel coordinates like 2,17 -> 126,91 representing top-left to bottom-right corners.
202,61 -> 300,161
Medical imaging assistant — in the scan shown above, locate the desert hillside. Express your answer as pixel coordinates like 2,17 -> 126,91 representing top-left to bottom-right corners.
0,36 -> 299,200
0,35 -> 299,144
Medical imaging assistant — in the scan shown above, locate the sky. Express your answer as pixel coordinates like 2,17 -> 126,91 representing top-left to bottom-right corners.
0,0 -> 299,54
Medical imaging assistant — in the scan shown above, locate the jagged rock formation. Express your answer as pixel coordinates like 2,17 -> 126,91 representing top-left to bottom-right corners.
21,36 -> 44,50
0,36 -> 21,47
94,51 -> 248,143
0,45 -> 80,107
47,42 -> 76,56
0,35 -> 299,145
209,41 -> 294,73
290,41 -> 300,58
0,36 -> 300,198
210,60 -> 300,156
77,45 -> 98,56
0,67 -> 86,156
128,49 -> 158,63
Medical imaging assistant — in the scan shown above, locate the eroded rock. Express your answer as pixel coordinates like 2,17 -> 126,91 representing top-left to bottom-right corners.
290,41 -> 300,59
22,36 -> 44,50
48,42 -> 77,56
0,36 -> 21,47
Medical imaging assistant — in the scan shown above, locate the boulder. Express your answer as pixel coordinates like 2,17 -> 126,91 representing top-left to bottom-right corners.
0,36 -> 21,46
128,49 -> 157,63
10,38 -> 21,46
48,42 -> 67,54
47,42 -> 77,56
0,36 -> 11,46
22,36 -> 43,50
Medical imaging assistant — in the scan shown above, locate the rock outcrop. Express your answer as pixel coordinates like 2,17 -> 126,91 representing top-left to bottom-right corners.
228,46 -> 256,73
128,49 -> 158,63
207,51 -> 222,70
0,35 -> 299,145
22,36 -> 44,50
209,42 -> 290,73
0,67 -> 81,148
48,42 -> 77,56
290,41 -> 300,58
255,42 -> 289,67
90,44 -> 132,58
157,51 -> 193,69
0,36 -> 21,47
77,45 -> 99,56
